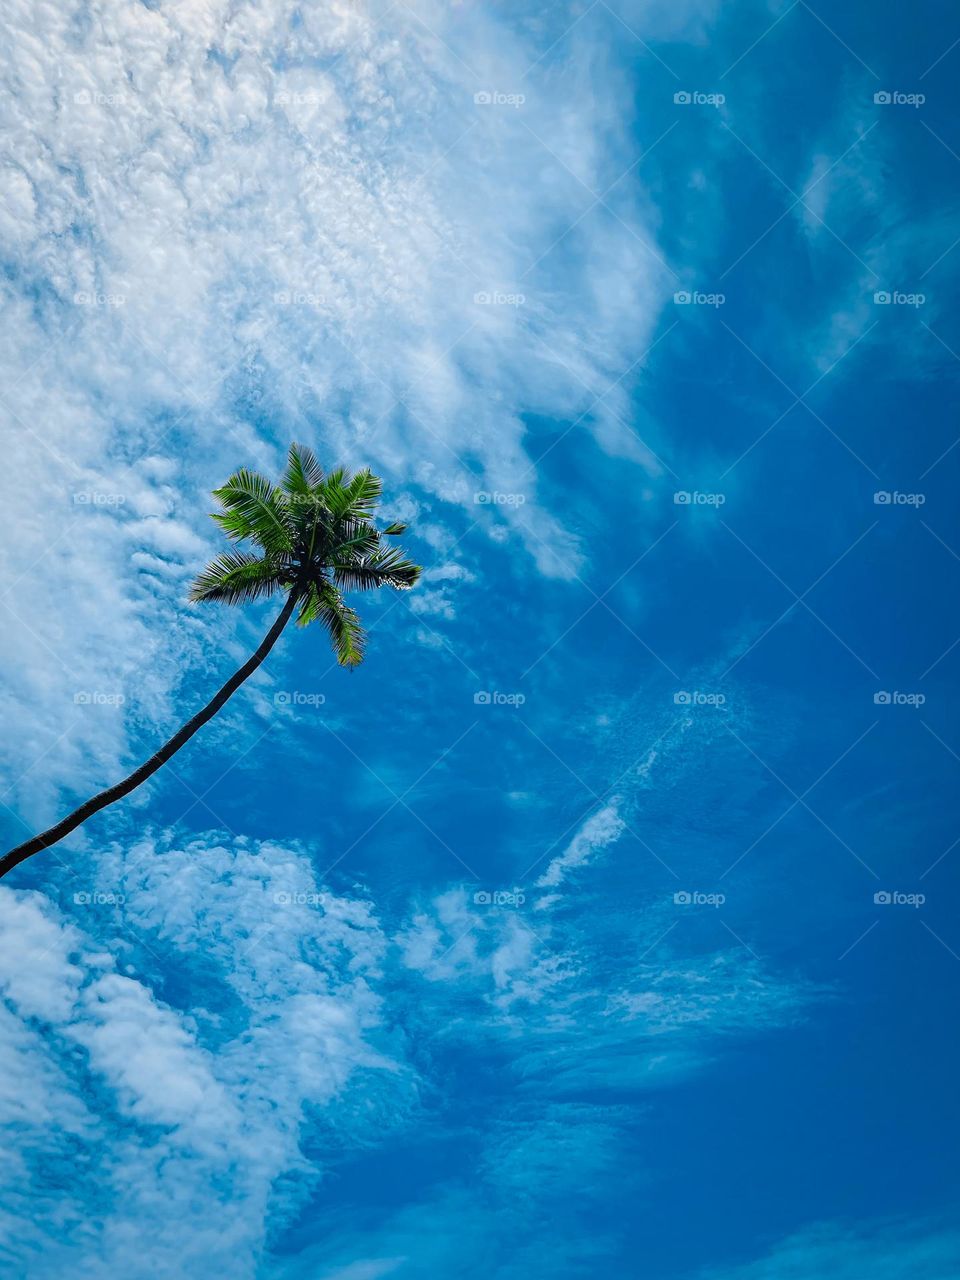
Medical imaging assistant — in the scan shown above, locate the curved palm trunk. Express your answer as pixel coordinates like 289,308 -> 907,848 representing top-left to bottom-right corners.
0,593 -> 298,881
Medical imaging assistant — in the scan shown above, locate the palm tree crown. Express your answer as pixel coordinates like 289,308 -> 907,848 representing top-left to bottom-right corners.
0,445 -> 420,881
190,444 -> 421,665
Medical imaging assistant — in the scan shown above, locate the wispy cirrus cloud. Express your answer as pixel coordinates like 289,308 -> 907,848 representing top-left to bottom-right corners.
690,1217 -> 960,1280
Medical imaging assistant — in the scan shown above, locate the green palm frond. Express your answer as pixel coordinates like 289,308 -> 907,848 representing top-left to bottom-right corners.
318,468 -> 348,519
320,467 -> 381,521
332,543 -> 421,592
341,467 -> 382,519
195,449 -> 421,666
189,552 -> 286,604
303,581 -> 366,666
282,443 -> 325,498
295,581 -> 321,627
212,468 -> 294,555
333,519 -> 383,559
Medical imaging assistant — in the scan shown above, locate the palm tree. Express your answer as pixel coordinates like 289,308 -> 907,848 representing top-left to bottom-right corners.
0,444 -> 421,880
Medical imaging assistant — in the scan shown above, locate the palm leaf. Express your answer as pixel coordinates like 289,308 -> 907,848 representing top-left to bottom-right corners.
318,469 -> 348,520
333,519 -> 382,559
341,467 -> 382,519
189,552 -> 286,604
212,468 -> 294,555
322,467 -> 381,521
195,452 -> 419,666
310,581 -> 366,666
332,544 -> 421,592
282,442 -> 325,498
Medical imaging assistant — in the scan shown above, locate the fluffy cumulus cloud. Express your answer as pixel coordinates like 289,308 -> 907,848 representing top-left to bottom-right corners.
0,791 -> 816,1277
0,835 -> 412,1279
0,0 -> 679,823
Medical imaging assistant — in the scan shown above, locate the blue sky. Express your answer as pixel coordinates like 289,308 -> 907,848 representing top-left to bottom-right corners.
1,0 -> 959,1276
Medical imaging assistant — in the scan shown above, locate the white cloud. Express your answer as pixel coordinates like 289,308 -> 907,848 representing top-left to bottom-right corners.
693,1218 -> 960,1280
0,780 -> 818,1275
535,800 -> 626,889
605,951 -> 812,1036
397,886 -> 549,999
792,93 -> 957,377
0,0 -> 675,824
0,835 -> 413,1279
